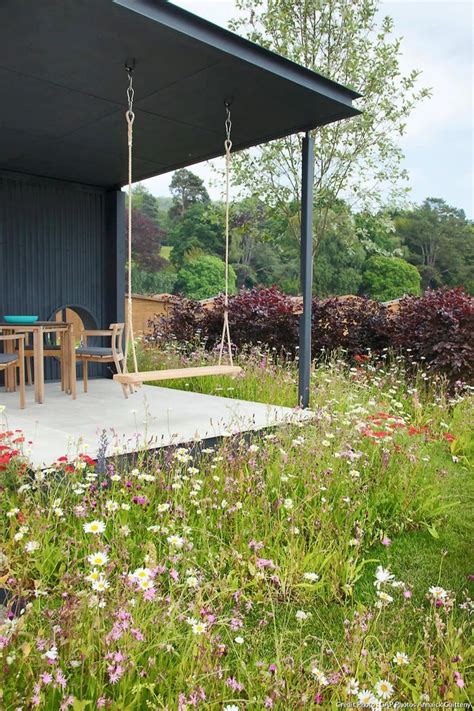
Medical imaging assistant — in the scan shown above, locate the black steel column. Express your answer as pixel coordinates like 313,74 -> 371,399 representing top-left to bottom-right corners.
298,132 -> 314,408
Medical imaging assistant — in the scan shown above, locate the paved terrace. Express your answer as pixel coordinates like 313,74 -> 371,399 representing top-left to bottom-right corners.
0,379 -> 313,469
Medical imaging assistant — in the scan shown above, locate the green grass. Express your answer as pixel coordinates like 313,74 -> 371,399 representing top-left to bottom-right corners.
1,353 -> 473,708
160,245 -> 173,260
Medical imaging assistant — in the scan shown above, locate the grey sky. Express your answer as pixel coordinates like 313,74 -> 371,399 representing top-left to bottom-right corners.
143,0 -> 473,217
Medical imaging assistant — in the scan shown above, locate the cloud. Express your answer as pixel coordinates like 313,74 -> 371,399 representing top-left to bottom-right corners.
381,1 -> 473,145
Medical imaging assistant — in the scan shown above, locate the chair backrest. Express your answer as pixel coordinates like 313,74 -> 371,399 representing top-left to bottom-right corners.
109,323 -> 125,358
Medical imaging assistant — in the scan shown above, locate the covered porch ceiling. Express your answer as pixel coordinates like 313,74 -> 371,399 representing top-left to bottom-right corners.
0,0 -> 360,189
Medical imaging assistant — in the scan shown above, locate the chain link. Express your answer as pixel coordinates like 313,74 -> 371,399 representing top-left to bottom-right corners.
126,69 -> 135,129
224,103 -> 232,154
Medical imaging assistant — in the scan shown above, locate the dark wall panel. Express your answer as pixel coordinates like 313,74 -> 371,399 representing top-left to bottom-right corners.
0,172 -> 124,381
0,173 -> 106,326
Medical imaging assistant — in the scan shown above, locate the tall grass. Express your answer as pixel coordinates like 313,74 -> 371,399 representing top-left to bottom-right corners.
1,355 -> 472,708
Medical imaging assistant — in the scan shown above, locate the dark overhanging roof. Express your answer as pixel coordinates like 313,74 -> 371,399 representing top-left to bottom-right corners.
0,0 -> 361,189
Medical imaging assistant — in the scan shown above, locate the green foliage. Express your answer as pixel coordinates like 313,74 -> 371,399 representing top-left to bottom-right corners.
169,203 -> 225,270
230,0 -> 431,248
314,203 -> 366,296
362,255 -> 421,301
131,266 -> 177,296
230,197 -> 295,289
168,168 -> 210,222
355,211 -> 403,256
175,255 -> 237,300
131,183 -> 161,223
394,198 -> 474,292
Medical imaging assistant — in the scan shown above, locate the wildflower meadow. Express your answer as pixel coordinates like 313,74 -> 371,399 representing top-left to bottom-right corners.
1,352 -> 473,709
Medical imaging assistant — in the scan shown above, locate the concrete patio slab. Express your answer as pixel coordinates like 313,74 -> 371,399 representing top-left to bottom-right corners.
0,379 -> 313,469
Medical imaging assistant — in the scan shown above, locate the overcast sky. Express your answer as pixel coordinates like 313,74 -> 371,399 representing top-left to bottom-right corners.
142,0 -> 473,217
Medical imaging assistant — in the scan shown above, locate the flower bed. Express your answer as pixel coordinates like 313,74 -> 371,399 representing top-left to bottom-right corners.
1,359 -> 473,708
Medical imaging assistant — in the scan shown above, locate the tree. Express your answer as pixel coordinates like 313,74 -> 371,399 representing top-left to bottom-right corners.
394,198 -> 474,292
175,255 -> 237,300
128,208 -> 167,272
131,267 -> 177,296
354,211 -> 402,256
169,203 -> 225,270
169,169 -> 210,221
229,0 -> 430,250
314,203 -> 366,296
361,255 -> 421,301
131,184 -> 160,223
230,197 -> 292,288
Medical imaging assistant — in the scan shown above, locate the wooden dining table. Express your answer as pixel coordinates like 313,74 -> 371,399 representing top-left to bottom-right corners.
0,321 -> 76,403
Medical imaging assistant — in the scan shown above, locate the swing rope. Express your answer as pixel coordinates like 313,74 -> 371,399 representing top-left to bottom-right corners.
125,65 -> 139,376
121,67 -> 237,389
218,102 -> 234,366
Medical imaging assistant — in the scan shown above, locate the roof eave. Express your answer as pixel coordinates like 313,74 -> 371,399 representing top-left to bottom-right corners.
114,0 -> 362,107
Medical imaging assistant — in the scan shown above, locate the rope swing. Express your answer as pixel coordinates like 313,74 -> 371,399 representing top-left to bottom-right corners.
125,64 -> 139,378
116,64 -> 242,392
218,102 -> 234,367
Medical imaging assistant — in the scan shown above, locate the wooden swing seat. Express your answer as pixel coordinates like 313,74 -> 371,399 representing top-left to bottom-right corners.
114,364 -> 242,386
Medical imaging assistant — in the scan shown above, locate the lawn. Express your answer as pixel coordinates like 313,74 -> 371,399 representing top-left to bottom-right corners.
160,245 -> 173,261
1,352 -> 473,709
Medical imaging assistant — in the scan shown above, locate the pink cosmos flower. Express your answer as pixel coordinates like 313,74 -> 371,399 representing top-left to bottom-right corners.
382,537 -> 391,546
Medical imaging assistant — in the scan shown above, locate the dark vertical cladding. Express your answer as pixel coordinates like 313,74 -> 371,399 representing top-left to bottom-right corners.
0,171 -> 123,380
105,190 -> 126,327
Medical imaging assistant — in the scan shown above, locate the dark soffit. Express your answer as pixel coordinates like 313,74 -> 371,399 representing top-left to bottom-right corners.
0,0 -> 361,188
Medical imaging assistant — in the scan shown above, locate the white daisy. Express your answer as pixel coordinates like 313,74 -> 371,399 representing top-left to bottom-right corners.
167,534 -> 185,548
393,651 -> 409,666
311,667 -> 329,686
375,679 -> 394,700
191,620 -> 207,635
374,565 -> 394,588
83,520 -> 106,535
346,678 -> 359,695
92,576 -> 110,593
87,551 -> 109,567
428,586 -> 447,601
357,690 -> 377,706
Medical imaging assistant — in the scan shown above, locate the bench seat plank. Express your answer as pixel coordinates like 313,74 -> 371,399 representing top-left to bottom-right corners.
114,365 -> 242,385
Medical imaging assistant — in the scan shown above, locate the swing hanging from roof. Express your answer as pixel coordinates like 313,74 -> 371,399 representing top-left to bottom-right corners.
114,64 -> 242,394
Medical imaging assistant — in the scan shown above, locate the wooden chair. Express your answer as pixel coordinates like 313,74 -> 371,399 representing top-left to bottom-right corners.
24,335 -> 66,389
76,323 -> 130,396
0,334 -> 26,409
